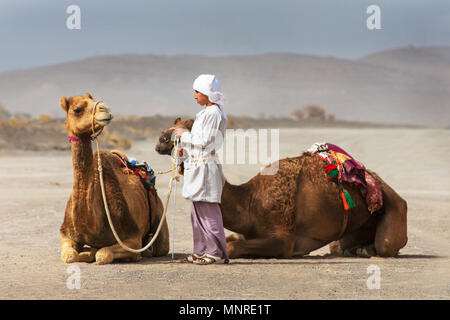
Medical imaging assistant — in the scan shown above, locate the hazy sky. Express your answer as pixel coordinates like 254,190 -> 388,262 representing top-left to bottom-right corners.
0,0 -> 449,72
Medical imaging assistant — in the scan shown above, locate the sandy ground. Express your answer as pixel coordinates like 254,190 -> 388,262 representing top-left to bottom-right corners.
0,127 -> 449,299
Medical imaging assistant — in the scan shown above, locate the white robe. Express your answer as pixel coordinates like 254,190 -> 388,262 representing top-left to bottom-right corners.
180,104 -> 227,203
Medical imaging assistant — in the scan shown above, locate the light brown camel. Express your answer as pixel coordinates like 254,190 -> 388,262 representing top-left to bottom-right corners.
60,93 -> 169,264
155,117 -> 408,258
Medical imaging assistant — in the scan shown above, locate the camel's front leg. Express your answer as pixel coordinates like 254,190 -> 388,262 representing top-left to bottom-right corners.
95,238 -> 142,265
61,235 -> 81,263
227,236 -> 295,259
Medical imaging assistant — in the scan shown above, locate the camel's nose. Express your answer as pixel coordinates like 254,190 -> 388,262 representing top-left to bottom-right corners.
95,103 -> 113,125
98,104 -> 111,115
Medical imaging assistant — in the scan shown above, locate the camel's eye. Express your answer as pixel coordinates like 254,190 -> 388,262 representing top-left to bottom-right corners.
73,107 -> 82,115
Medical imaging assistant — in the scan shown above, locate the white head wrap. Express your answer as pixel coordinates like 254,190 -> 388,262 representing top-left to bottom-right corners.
193,74 -> 228,127
193,74 -> 225,107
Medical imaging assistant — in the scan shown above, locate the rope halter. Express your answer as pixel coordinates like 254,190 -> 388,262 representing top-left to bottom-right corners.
91,100 -> 108,140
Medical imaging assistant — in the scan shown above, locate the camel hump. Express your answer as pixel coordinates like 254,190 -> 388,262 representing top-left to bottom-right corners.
306,143 -> 383,214
110,151 -> 157,190
110,150 -> 129,163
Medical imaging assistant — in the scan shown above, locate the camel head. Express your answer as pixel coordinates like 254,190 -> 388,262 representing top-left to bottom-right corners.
155,117 -> 194,154
60,93 -> 113,139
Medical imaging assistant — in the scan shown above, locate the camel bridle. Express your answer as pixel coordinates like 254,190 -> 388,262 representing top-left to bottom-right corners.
89,100 -> 180,254
91,100 -> 106,140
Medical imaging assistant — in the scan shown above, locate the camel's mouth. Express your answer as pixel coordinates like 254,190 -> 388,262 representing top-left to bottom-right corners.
155,145 -> 173,155
95,114 -> 113,126
93,102 -> 113,127
95,103 -> 113,127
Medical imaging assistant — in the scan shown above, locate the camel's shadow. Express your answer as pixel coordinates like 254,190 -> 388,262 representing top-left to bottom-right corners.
391,254 -> 443,259
133,252 -> 444,266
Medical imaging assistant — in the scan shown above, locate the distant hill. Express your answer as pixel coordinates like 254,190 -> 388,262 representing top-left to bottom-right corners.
360,45 -> 450,81
0,104 -> 11,120
0,46 -> 449,126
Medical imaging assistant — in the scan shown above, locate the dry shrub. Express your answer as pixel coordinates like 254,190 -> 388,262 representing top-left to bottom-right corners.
39,115 -> 52,122
125,116 -> 138,122
303,105 -> 326,120
226,115 -> 235,128
0,119 -> 21,127
118,137 -> 132,150
290,109 -> 305,120
7,118 -> 30,127
291,105 -> 327,121
108,131 -> 132,150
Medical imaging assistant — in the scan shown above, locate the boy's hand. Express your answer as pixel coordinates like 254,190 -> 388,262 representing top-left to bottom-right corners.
174,127 -> 188,138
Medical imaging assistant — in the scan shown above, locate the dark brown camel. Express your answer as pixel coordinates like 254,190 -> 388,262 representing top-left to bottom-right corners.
60,93 -> 169,264
155,117 -> 408,258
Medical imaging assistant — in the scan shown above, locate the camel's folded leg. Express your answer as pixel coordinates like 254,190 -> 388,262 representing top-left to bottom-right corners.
330,174 -> 408,258
95,238 -> 142,265
61,235 -> 82,263
374,179 -> 408,257
227,236 -> 295,259
226,233 -> 245,243
151,217 -> 170,257
292,236 -> 330,257
329,214 -> 377,257
146,193 -> 170,257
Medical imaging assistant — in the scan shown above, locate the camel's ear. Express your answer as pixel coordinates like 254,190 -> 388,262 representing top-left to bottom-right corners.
60,96 -> 69,113
86,92 -> 94,100
174,117 -> 181,124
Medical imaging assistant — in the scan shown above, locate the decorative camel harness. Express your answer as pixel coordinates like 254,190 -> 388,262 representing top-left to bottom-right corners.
70,101 -> 180,254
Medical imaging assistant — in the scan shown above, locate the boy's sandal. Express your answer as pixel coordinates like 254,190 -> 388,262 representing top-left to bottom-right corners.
183,254 -> 202,263
193,254 -> 222,265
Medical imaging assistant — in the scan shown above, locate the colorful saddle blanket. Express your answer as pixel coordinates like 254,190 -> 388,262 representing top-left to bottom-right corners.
308,142 -> 383,213
111,150 -> 156,192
